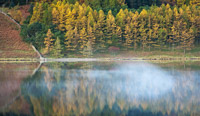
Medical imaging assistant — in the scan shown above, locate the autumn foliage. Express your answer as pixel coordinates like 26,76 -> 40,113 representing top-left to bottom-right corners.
20,1 -> 200,57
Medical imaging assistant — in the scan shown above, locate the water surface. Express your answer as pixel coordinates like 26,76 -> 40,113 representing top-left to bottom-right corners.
0,61 -> 200,116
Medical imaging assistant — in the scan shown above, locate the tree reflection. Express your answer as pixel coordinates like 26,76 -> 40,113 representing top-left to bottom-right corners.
21,62 -> 200,116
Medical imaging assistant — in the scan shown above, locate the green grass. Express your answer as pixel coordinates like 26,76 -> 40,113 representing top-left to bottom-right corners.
0,7 -> 9,13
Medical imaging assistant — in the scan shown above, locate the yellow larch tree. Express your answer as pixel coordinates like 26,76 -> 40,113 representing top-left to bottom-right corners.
79,28 -> 88,54
190,0 -> 200,6
105,10 -> 116,45
180,23 -> 195,55
115,26 -> 123,45
124,24 -> 133,49
87,10 -> 96,47
65,25 -> 76,52
96,10 -> 106,51
116,9 -> 126,30
30,2 -> 43,24
131,11 -> 139,51
44,29 -> 54,54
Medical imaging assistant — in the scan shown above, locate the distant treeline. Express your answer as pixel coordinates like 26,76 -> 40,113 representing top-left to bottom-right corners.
1,0 -> 199,9
20,1 -> 200,57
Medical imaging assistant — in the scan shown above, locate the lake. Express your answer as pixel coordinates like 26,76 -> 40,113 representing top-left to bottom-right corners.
0,61 -> 200,116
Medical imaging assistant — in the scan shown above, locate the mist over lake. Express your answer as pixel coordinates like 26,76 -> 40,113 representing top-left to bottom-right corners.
0,61 -> 200,116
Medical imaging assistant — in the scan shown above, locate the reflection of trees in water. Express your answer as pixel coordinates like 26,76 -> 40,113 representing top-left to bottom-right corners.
21,62 -> 200,116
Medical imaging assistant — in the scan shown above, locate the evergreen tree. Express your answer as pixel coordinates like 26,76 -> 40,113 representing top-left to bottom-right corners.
52,37 -> 64,58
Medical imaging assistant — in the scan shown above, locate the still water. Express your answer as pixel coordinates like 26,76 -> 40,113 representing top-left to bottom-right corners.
0,61 -> 200,116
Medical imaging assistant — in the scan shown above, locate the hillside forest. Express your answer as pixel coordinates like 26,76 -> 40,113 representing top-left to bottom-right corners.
7,0 -> 199,57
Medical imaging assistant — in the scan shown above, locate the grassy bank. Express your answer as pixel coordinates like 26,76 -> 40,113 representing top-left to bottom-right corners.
0,58 -> 39,62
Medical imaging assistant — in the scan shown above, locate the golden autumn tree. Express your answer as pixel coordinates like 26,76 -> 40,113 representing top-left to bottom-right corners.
30,2 -> 43,24
51,1 -> 70,31
65,25 -> 77,52
79,28 -> 88,54
177,0 -> 186,7
44,29 -> 54,54
139,23 -> 148,51
57,3 -> 67,31
147,13 -> 154,51
105,10 -> 116,45
96,10 -> 106,51
65,7 -> 75,31
131,11 -> 139,51
115,26 -> 123,45
87,11 -> 96,53
124,24 -> 133,49
158,28 -> 167,50
152,23 -> 160,49
52,7 -> 59,25
116,9 -> 126,30
139,9 -> 148,51
190,0 -> 200,6
180,24 -> 195,55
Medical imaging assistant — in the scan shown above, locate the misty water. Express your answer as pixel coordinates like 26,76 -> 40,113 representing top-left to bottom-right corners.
0,61 -> 200,116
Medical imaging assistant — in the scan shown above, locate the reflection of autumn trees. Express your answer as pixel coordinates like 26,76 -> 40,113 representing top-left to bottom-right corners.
23,63 -> 200,116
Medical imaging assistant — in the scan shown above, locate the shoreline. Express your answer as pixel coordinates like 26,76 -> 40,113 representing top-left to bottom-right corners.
1,56 -> 200,63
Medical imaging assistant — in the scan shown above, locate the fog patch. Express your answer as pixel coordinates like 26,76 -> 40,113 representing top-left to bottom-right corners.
88,62 -> 175,99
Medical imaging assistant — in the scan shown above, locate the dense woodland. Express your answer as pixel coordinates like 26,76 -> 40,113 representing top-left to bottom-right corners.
13,0 -> 200,57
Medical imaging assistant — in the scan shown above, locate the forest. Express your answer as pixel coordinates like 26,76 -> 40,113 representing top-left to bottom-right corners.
11,0 -> 199,57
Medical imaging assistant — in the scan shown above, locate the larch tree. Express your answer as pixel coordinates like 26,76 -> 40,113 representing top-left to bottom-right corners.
30,2 -> 43,24
44,29 -> 54,54
115,26 -> 123,46
52,37 -> 64,58
147,13 -> 154,51
158,28 -> 167,51
105,10 -> 116,45
65,25 -> 76,52
57,3 -> 67,31
131,12 -> 139,51
52,7 -> 59,26
116,9 -> 126,31
139,9 -> 148,51
87,25 -> 96,53
177,0 -> 186,7
152,23 -> 160,49
124,24 -> 133,49
180,24 -> 195,55
190,0 -> 200,6
65,8 -> 75,31
96,10 -> 106,51
79,28 -> 88,54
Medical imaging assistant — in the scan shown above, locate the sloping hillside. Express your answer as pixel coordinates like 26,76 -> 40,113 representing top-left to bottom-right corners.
0,12 -> 38,58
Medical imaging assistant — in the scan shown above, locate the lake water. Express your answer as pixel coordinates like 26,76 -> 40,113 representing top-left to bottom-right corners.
0,61 -> 200,116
